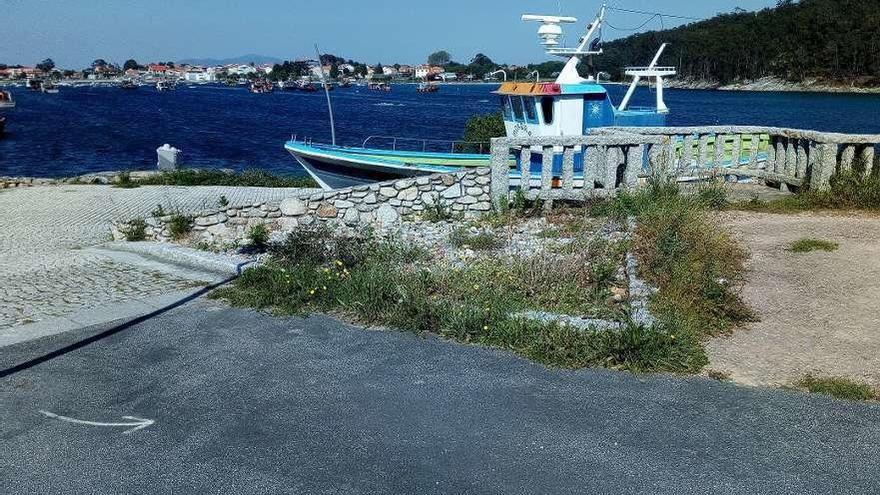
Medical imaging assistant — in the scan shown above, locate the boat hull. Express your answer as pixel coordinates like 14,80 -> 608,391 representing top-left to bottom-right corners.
285,141 -> 489,190
0,117 -> 6,136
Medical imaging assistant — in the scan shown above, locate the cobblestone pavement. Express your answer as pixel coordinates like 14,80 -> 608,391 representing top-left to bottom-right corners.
0,184 -> 314,329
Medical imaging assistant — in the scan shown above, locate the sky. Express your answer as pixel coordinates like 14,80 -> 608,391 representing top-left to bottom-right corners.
1,0 -> 777,69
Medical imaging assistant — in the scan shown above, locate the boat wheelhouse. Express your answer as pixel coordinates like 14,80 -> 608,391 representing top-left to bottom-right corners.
286,3 -> 676,190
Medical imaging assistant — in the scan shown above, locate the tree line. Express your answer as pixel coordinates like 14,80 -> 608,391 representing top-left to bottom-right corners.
594,0 -> 880,86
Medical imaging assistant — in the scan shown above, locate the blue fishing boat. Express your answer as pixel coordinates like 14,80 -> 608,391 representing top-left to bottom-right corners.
286,3 -> 677,190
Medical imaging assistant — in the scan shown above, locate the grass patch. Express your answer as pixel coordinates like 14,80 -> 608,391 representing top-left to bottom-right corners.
167,213 -> 192,241
247,224 -> 270,250
211,226 -> 700,373
114,171 -> 140,189
789,238 -> 839,253
602,178 -> 754,343
136,169 -> 316,188
795,374 -> 877,401
449,227 -> 503,250
121,219 -> 147,241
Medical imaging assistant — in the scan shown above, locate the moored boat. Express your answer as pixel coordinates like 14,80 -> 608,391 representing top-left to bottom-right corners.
26,78 -> 43,91
298,81 -> 318,92
120,79 -> 138,90
156,79 -> 177,91
250,80 -> 274,93
417,82 -> 439,93
287,3 -> 678,190
0,90 -> 15,109
0,116 -> 5,137
40,81 -> 59,94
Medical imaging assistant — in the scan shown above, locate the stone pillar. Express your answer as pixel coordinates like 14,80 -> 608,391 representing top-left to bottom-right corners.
562,146 -> 575,194
862,145 -> 876,177
540,146 -> 553,193
766,137 -> 776,174
489,138 -> 510,207
681,134 -> 695,172
785,140 -> 797,177
810,143 -> 838,190
748,134 -> 760,169
624,145 -> 643,188
605,146 -> 621,190
698,134 -> 709,168
730,135 -> 743,169
840,145 -> 856,173
714,134 -> 725,169
795,140 -> 808,179
775,138 -> 786,174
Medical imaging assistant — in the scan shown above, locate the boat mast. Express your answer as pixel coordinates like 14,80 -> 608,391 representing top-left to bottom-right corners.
315,44 -> 337,146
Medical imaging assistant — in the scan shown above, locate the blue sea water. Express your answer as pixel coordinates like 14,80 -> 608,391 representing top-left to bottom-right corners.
2,83 -> 880,178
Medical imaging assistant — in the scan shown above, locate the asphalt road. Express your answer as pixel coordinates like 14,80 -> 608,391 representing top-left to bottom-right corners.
1,299 -> 879,494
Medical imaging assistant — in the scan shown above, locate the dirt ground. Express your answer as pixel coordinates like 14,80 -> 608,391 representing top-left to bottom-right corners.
707,209 -> 880,388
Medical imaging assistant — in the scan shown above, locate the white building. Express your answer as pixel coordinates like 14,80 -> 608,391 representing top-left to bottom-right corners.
227,64 -> 257,76
184,67 -> 217,83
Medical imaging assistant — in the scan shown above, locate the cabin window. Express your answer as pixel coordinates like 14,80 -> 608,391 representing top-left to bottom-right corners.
540,97 -> 554,125
524,97 -> 538,123
500,96 -> 513,120
511,96 -> 524,121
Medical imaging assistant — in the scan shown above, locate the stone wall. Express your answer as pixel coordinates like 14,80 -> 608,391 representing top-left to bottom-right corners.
115,168 -> 494,245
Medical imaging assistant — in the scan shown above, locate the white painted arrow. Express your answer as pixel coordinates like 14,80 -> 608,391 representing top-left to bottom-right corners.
39,410 -> 155,434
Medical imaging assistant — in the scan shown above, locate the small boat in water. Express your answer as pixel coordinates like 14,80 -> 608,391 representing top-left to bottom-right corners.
156,80 -> 177,91
417,82 -> 439,93
298,81 -> 318,92
0,116 -> 6,137
0,90 -> 15,109
250,80 -> 274,93
119,79 -> 138,90
368,82 -> 391,92
26,78 -> 43,91
41,81 -> 59,94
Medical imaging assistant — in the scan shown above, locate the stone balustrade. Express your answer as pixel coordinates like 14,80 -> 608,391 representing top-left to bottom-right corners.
594,126 -> 880,191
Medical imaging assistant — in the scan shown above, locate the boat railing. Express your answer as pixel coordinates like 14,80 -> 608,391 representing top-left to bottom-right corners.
490,126 -> 880,204
361,135 -> 490,154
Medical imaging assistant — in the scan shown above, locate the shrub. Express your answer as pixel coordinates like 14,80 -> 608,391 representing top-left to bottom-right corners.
457,112 -> 505,153
122,219 -> 147,241
796,374 -> 877,401
167,213 -> 192,240
449,227 -> 502,250
421,195 -> 458,223
247,224 -> 270,250
151,204 -> 166,218
218,195 -> 229,208
114,171 -> 140,189
789,238 -> 839,253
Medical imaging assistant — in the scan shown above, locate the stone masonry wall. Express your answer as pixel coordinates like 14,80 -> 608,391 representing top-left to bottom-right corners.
114,168 -> 493,245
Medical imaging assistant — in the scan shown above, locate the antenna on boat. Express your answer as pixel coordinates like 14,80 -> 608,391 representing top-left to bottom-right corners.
523,3 -> 606,84
618,43 -> 676,113
314,44 -> 337,146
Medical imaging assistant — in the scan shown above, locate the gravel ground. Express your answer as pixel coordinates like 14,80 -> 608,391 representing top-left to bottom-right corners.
0,184 -> 315,329
707,210 -> 880,388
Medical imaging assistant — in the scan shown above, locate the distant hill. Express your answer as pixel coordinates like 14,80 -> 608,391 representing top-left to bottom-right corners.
177,54 -> 283,66
596,0 -> 880,88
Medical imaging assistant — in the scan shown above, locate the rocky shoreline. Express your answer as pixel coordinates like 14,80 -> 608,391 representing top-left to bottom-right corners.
666,77 -> 880,95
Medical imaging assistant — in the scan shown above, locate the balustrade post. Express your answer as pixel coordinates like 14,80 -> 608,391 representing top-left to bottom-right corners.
605,146 -> 621,190
840,145 -> 856,173
679,135 -> 693,172
795,140 -> 808,179
714,134 -> 725,169
540,146 -> 553,194
785,140 -> 797,178
489,138 -> 511,207
624,145 -> 643,188
562,146 -> 575,195
730,134 -> 743,169
766,137 -> 776,173
584,145 -> 600,190
519,146 -> 532,192
698,134 -> 709,168
775,138 -> 787,174
748,134 -> 760,169
810,143 -> 838,190
862,145 -> 876,177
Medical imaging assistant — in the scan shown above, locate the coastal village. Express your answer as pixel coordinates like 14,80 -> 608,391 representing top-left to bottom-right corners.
3,0 -> 880,492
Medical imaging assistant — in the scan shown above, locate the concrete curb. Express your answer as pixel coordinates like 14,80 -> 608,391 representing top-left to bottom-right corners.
101,241 -> 258,275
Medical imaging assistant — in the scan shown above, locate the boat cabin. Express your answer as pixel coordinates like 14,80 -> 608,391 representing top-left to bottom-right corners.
494,80 -> 667,139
